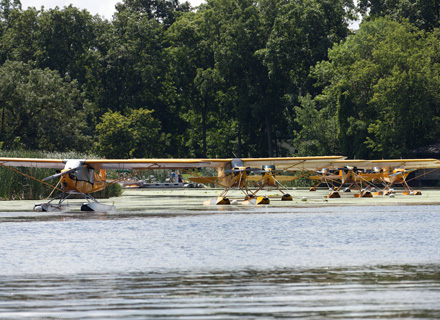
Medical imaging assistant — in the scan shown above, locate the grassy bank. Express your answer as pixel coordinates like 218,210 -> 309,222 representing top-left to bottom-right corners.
0,150 -> 121,200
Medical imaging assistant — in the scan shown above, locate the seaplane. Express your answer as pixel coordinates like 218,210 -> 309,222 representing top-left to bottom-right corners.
245,165 -> 301,201
0,156 -> 346,210
0,157 -> 227,212
189,156 -> 346,205
308,159 -> 440,197
308,160 -> 381,197
368,159 -> 440,196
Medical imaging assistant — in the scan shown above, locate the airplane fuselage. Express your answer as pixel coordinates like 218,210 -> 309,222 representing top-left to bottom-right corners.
59,160 -> 107,194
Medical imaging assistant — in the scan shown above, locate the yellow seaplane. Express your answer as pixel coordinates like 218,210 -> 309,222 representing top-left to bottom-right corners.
0,158 -> 224,212
368,159 -> 440,196
309,159 -> 440,197
189,156 -> 346,205
0,156 -> 345,210
309,160 -> 381,197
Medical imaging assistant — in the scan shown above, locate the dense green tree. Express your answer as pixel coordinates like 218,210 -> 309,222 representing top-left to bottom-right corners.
0,0 -> 21,22
259,0 -> 355,150
178,0 -> 280,157
1,0 -> 438,161
87,10 -> 163,112
1,5 -> 102,83
116,0 -> 191,28
167,0 -> 355,157
0,60 -> 92,151
95,108 -> 164,158
261,0 -> 354,96
358,0 -> 440,30
166,6 -> 238,158
35,6 -> 100,84
293,94 -> 339,156
303,18 -> 440,158
0,6 -> 40,64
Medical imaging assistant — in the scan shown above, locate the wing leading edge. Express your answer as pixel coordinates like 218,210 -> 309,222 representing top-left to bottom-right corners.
0,158 -> 65,169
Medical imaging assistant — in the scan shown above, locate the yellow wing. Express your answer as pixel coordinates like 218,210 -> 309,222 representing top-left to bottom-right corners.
370,159 -> 440,169
321,159 -> 440,170
241,156 -> 346,171
0,157 -> 230,170
0,158 -> 65,169
322,159 -> 373,169
85,156 -> 346,171
83,159 -> 229,170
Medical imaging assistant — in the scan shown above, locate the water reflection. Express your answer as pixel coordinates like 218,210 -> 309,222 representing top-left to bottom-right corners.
1,265 -> 439,319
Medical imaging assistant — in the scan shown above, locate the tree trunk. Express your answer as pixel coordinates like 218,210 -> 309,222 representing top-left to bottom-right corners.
202,100 -> 207,158
265,113 -> 273,157
237,123 -> 242,158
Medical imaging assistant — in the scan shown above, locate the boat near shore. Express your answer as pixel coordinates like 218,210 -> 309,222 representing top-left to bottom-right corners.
120,180 -> 200,188
140,182 -> 197,188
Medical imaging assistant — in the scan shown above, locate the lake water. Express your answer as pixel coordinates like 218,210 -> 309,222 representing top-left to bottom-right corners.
0,204 -> 440,319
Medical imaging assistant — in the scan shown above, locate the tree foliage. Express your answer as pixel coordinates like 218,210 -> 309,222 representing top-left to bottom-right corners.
0,0 -> 438,160
95,108 -> 165,158
358,0 -> 440,30
303,18 -> 440,158
0,60 -> 91,151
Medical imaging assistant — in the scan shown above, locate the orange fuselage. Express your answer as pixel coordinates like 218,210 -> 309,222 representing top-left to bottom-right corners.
59,168 -> 107,194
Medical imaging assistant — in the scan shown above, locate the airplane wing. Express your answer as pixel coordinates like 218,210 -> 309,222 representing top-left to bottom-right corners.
1,156 -> 346,171
323,159 -> 373,169
241,156 -> 346,171
0,158 -> 229,170
83,159 -> 229,170
0,158 -> 66,169
322,159 -> 440,170
369,159 -> 440,169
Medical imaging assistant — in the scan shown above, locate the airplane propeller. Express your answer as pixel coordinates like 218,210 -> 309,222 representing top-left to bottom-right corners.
389,168 -> 416,177
43,165 -> 84,181
224,167 -> 260,174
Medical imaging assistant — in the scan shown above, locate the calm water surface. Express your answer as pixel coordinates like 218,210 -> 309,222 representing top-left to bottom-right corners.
0,204 -> 439,319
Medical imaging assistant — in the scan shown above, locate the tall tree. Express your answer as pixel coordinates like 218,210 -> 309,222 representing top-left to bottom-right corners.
116,0 -> 191,28
35,6 -> 100,84
259,0 -> 355,150
166,6 -> 239,158
358,0 -> 440,30
0,6 -> 40,65
0,0 -> 21,21
305,18 -> 440,158
86,10 -> 166,114
95,108 -> 164,158
0,60 -> 92,151
194,0 -> 280,157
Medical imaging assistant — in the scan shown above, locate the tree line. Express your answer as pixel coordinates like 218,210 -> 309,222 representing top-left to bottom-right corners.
0,0 -> 439,159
